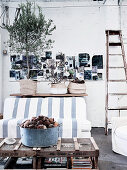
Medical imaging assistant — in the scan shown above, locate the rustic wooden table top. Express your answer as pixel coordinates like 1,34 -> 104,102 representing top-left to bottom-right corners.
0,137 -> 99,158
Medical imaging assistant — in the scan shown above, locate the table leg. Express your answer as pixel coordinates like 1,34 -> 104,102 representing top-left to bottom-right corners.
67,157 -> 72,169
37,157 -> 41,169
33,156 -> 37,169
91,157 -> 95,169
41,157 -> 45,169
95,156 -> 98,168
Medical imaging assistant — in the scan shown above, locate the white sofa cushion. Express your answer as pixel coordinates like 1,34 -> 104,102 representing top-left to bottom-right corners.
1,97 -> 91,138
3,97 -> 87,120
0,118 -> 91,138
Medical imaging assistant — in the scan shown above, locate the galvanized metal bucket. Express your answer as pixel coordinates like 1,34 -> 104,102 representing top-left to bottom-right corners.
20,126 -> 59,147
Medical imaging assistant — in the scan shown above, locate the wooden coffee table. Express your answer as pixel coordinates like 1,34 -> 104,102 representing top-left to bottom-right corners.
0,137 -> 99,169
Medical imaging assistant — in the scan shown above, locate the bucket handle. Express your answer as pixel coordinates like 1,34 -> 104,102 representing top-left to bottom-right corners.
58,123 -> 62,137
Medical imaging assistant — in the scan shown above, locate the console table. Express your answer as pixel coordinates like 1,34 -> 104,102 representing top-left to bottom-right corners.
10,93 -> 88,97
0,137 -> 99,169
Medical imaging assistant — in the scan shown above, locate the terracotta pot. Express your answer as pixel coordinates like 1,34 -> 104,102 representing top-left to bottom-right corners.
68,82 -> 86,94
20,79 -> 37,95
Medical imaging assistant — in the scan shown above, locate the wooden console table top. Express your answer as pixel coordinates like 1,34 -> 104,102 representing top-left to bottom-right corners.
10,93 -> 88,97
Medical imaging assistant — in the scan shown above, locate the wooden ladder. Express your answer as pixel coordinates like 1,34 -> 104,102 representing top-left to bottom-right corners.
105,30 -> 127,135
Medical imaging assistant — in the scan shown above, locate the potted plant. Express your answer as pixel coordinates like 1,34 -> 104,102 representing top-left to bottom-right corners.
4,2 -> 56,95
48,56 -> 67,94
68,78 -> 86,94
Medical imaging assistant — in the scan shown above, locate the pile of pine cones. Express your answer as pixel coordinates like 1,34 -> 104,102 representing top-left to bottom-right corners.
20,115 -> 59,129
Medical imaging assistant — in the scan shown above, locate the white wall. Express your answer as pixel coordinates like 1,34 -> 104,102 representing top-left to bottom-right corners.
1,0 -> 127,127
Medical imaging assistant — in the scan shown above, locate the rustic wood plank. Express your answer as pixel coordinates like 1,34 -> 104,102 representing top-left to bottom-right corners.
33,157 -> 37,169
109,42 -> 121,46
43,169 -> 99,170
109,54 -> 122,55
10,93 -> 88,97
95,157 -> 99,169
57,137 -> 61,151
105,29 -> 109,135
37,157 -> 42,169
0,139 -> 5,148
73,137 -> 79,151
119,32 -> 127,81
90,137 -> 99,151
109,67 -> 125,69
108,107 -> 127,110
106,30 -> 120,35
67,157 -> 72,169
14,140 -> 21,150
108,80 -> 126,82
109,93 -> 127,95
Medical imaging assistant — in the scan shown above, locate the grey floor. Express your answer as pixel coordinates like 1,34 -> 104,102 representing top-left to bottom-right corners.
0,128 -> 127,169
92,128 -> 127,170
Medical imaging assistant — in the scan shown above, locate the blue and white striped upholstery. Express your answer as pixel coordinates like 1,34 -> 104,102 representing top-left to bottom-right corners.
0,97 -> 91,138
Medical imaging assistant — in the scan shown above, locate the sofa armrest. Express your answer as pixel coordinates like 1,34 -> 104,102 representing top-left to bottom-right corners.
0,113 -> 3,119
112,117 -> 127,133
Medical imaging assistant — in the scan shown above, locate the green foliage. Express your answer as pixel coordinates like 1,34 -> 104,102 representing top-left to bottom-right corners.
5,2 -> 56,78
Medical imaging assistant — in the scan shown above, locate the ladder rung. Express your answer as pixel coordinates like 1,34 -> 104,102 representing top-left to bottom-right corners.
106,30 -> 121,35
108,107 -> 127,110
109,42 -> 121,46
108,80 -> 126,82
109,67 -> 125,69
109,93 -> 127,95
109,54 -> 122,55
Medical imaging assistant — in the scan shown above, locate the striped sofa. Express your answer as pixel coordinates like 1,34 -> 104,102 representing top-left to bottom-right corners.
0,97 -> 91,138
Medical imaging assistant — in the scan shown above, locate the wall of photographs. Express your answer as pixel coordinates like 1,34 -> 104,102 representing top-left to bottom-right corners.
9,52 -> 103,81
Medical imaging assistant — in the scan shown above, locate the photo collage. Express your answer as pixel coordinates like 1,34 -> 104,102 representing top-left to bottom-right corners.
9,52 -> 103,82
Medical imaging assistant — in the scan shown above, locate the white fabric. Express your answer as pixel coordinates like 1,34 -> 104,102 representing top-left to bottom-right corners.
16,98 -> 27,119
52,98 -> 60,119
112,117 -> 127,156
28,98 -> 38,118
76,97 -> 87,120
115,126 -> 127,140
40,97 -> 48,117
1,97 -> 91,138
0,118 -> 91,138
3,98 -> 16,119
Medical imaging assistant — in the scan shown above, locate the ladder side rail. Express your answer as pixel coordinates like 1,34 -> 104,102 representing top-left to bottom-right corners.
105,30 -> 109,135
119,31 -> 127,81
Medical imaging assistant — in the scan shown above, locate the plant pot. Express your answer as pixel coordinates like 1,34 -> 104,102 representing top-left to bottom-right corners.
20,79 -> 37,95
50,83 -> 67,94
20,126 -> 59,147
68,82 -> 86,94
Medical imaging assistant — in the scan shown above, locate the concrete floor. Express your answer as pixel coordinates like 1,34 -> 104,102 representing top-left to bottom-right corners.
92,128 -> 127,170
0,127 -> 127,169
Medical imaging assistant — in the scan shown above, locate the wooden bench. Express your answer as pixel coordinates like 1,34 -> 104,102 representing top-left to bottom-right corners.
0,137 -> 99,169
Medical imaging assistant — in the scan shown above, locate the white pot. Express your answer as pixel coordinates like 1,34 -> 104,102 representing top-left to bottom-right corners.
50,83 -> 67,94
